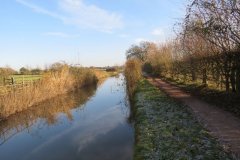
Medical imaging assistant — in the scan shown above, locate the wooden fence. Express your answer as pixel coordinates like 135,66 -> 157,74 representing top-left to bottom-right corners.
0,75 -> 42,96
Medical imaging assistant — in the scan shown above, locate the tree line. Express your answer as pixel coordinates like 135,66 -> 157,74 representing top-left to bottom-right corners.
126,0 -> 240,93
0,67 -> 43,77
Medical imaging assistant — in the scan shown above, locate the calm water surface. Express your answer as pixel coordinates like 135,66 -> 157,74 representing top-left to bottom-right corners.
0,74 -> 134,160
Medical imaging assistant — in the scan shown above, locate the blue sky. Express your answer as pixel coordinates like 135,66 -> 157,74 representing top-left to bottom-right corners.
0,0 -> 187,69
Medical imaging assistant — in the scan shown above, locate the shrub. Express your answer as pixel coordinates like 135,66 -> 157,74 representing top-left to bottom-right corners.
124,59 -> 142,98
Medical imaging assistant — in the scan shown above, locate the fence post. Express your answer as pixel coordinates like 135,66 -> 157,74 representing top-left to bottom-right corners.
22,75 -> 24,85
11,77 -> 14,85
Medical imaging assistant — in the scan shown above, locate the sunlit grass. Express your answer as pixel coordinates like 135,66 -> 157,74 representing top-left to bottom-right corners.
133,79 -> 234,160
0,65 -> 98,119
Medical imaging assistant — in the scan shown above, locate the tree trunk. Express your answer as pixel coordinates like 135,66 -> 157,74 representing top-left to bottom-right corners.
220,75 -> 223,90
230,68 -> 236,93
224,55 -> 230,92
215,68 -> 220,88
191,69 -> 196,82
225,73 -> 230,92
190,58 -> 196,81
202,68 -> 207,86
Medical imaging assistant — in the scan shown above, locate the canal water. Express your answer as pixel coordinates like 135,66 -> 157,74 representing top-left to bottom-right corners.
0,74 -> 134,160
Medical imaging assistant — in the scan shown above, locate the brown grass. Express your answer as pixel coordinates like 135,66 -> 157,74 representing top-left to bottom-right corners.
124,59 -> 142,98
93,69 -> 109,80
0,86 -> 96,144
0,64 -> 98,119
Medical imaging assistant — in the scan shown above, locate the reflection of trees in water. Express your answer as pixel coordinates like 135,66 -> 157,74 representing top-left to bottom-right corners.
118,75 -> 133,123
0,85 -> 97,145
110,74 -> 131,123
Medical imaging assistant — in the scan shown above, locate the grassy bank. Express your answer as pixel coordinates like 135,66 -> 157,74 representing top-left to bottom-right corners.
0,85 -> 96,143
162,76 -> 240,118
133,79 -> 234,159
0,64 -> 98,119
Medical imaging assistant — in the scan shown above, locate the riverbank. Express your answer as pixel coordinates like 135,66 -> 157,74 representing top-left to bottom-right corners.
132,79 -> 234,159
0,74 -> 134,160
0,64 -> 98,119
0,85 -> 97,145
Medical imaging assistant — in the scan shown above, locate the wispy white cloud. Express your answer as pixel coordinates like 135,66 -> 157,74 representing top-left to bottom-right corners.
134,27 -> 169,44
59,0 -> 123,32
151,28 -> 164,36
150,26 -> 175,43
16,0 -> 123,32
16,0 -> 64,20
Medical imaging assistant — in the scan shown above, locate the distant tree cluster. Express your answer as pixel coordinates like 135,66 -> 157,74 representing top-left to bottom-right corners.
126,0 -> 240,93
19,67 -> 43,75
0,67 -> 17,77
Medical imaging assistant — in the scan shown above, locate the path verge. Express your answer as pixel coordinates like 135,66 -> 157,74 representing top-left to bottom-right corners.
148,77 -> 240,159
133,79 -> 234,159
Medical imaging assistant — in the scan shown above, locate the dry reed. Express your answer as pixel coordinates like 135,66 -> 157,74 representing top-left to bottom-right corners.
124,59 -> 142,98
0,64 -> 98,119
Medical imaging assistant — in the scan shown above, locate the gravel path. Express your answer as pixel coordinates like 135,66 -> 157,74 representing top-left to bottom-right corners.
148,77 -> 240,158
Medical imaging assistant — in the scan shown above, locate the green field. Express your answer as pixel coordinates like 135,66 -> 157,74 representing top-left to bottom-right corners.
12,75 -> 42,83
0,75 -> 42,86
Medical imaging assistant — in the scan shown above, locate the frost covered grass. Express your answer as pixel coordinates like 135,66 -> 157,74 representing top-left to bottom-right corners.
133,79 -> 234,160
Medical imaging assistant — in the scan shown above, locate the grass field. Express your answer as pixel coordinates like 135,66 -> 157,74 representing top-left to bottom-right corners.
0,75 -> 42,86
12,75 -> 42,84
0,75 -> 42,95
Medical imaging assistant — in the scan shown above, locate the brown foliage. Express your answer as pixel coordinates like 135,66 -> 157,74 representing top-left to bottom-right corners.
0,64 -> 98,119
124,0 -> 240,93
124,59 -> 142,98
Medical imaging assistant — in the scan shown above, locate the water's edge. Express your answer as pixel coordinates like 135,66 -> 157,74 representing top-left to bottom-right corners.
0,74 -> 134,160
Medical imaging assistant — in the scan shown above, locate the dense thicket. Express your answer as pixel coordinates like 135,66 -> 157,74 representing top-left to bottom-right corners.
126,0 -> 240,93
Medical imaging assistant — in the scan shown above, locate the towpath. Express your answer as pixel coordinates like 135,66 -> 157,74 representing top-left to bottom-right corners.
148,77 -> 240,158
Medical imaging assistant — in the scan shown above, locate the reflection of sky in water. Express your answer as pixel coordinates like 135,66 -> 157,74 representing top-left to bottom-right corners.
0,75 -> 134,160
